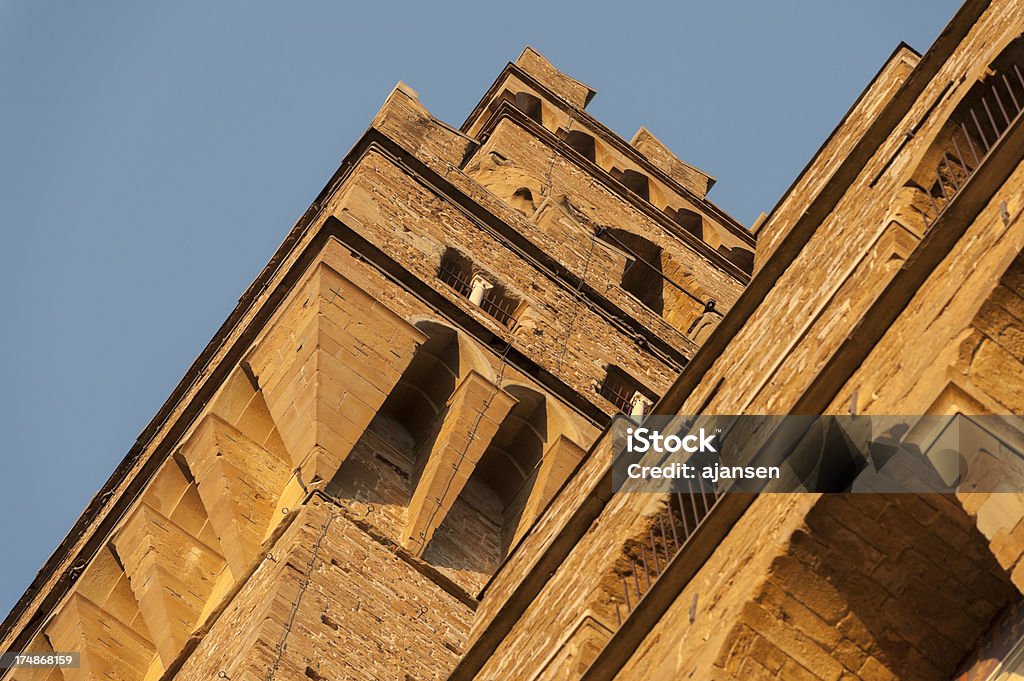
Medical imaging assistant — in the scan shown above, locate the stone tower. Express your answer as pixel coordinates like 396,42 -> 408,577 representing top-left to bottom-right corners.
0,47 -> 751,680
6,1 -> 1024,678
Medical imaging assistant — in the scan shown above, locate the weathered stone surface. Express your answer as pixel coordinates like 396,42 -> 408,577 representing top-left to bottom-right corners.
403,371 -> 518,555
245,262 -> 428,484
180,414 -> 291,575
111,503 -> 226,664
44,594 -> 155,681
5,6 -> 1024,681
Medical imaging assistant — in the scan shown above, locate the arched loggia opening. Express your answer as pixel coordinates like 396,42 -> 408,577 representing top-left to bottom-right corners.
597,228 -> 665,315
562,130 -> 597,163
326,320 -> 493,508
514,92 -> 544,124
667,207 -> 703,240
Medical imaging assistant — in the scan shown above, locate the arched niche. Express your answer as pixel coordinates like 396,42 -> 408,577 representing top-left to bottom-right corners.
667,207 -> 704,240
370,319 -> 495,454
598,228 -> 665,315
514,91 -> 543,125
563,130 -> 597,163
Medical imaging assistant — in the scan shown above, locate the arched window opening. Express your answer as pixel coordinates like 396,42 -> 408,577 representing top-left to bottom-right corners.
611,168 -> 651,201
717,245 -> 754,274
598,365 -> 657,415
480,282 -> 523,328
472,386 -> 548,555
438,248 -> 524,328
906,33 -> 1024,228
597,229 -> 665,315
514,92 -> 544,124
667,207 -> 704,240
438,248 -> 474,298
563,130 -> 597,163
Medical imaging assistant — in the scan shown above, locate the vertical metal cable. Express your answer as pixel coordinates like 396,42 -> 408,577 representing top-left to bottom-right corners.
266,507 -> 336,681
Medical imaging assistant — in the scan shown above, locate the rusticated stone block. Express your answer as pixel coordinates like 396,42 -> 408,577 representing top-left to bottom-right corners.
111,503 -> 226,664
180,414 -> 291,575
246,262 -> 427,484
45,593 -> 155,681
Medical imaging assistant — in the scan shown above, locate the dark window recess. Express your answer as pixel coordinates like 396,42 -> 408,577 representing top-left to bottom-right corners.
667,207 -> 704,240
717,245 -> 755,275
611,167 -> 651,201
438,249 -> 474,297
598,365 -> 656,414
913,34 -> 1024,228
493,89 -> 543,125
597,229 -> 665,315
561,129 -> 597,163
514,92 -> 544,124
479,285 -> 521,328
438,249 -> 522,328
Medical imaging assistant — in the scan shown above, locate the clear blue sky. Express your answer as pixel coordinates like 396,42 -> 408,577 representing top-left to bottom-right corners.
0,1 -> 961,615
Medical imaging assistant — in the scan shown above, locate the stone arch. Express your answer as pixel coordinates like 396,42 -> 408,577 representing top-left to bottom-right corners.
598,228 -> 665,315
713,494 -> 1015,680
540,387 -> 584,446
424,383 -> 585,572
370,319 -> 495,453
464,147 -> 545,215
563,130 -> 597,163
668,207 -> 704,240
514,91 -> 543,124
615,168 -> 651,201
418,385 -> 547,585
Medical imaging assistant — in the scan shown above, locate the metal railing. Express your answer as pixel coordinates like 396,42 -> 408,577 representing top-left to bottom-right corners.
918,62 -> 1024,228
437,262 -> 519,328
614,483 -> 722,626
597,379 -> 641,414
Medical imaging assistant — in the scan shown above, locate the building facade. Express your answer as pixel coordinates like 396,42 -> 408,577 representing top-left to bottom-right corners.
3,1 -> 1024,679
